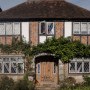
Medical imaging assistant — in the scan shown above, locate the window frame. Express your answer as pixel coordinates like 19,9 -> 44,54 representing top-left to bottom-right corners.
0,56 -> 24,75
69,59 -> 90,74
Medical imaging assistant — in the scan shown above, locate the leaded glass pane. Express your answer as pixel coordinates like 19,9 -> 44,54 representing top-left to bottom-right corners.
0,63 -> 2,73
11,63 -> 17,73
69,62 -> 75,73
37,63 -> 40,73
84,62 -> 89,72
77,62 -> 82,72
6,23 -> 13,35
73,22 -> 80,34
48,22 -> 54,35
13,23 -> 20,35
40,23 -> 46,34
81,23 -> 87,34
0,23 -> 5,35
18,63 -> 24,73
4,63 -> 9,73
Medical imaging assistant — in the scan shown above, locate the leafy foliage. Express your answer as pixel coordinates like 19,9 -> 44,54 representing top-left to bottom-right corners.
0,37 -> 90,63
32,37 -> 90,63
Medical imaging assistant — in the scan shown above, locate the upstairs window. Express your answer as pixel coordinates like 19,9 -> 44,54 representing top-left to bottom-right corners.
81,22 -> 87,34
73,22 -> 80,34
40,22 -> 46,34
48,22 -> 54,35
73,22 -> 90,35
39,22 -> 55,43
39,22 -> 54,35
13,22 -> 20,35
0,23 -> 5,35
6,23 -> 13,35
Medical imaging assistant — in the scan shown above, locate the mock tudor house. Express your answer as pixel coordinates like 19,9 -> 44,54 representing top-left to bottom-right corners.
0,0 -> 90,86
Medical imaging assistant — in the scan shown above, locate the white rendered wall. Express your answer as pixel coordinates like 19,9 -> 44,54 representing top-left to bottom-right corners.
64,22 -> 72,37
22,22 -> 29,42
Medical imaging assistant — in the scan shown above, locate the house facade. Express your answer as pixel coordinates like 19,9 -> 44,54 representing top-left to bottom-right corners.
0,0 -> 90,86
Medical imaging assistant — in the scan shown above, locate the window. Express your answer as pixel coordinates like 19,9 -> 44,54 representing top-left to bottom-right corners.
40,22 -> 46,34
53,62 -> 57,73
81,22 -> 87,34
73,22 -> 80,34
0,56 -> 24,74
39,22 -> 55,43
48,22 -> 54,35
37,63 -> 40,74
0,23 -> 5,35
6,23 -> 13,35
13,22 -> 20,35
69,59 -> 90,73
73,22 -> 90,35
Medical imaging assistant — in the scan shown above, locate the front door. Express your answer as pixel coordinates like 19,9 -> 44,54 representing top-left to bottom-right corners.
35,59 -> 58,86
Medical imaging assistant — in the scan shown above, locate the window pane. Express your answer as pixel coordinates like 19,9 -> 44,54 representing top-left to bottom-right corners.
37,63 -> 40,73
40,23 -> 46,34
88,23 -> 90,34
0,23 -> 5,35
48,22 -> 54,35
53,62 -> 57,73
11,63 -> 17,73
84,62 -> 89,72
4,63 -> 9,73
69,62 -> 75,73
6,23 -> 13,35
73,22 -> 80,34
0,63 -> 2,73
18,63 -> 24,73
11,58 -> 17,62
13,23 -> 20,35
77,62 -> 82,73
81,23 -> 87,34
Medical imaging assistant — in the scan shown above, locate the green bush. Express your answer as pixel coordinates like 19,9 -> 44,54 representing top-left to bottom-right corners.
0,76 -> 14,90
60,77 -> 76,90
83,75 -> 90,86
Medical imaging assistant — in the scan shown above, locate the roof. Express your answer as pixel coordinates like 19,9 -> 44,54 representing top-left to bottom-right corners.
0,0 -> 90,21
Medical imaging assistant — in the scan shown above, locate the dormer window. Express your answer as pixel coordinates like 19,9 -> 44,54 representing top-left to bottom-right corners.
39,22 -> 55,43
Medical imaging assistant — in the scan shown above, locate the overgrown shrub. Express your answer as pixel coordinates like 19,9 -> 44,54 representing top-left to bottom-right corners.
60,77 -> 76,90
0,76 -> 14,90
83,75 -> 90,86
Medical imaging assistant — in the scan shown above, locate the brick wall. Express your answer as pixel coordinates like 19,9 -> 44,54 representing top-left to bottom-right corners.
30,22 -> 38,46
55,22 -> 64,39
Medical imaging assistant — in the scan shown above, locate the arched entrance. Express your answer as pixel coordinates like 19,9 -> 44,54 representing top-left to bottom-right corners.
34,53 -> 59,86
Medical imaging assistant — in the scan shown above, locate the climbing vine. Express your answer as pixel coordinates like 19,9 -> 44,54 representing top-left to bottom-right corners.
0,37 -> 90,63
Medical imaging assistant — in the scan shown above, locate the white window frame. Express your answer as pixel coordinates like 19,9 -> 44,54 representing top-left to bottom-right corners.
69,59 -> 90,73
13,22 -> 20,35
81,22 -> 88,34
73,22 -> 80,34
0,23 -> 5,35
0,56 -> 24,74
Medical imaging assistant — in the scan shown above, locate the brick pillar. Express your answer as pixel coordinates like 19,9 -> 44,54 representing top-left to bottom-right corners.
55,22 -> 64,39
29,22 -> 38,46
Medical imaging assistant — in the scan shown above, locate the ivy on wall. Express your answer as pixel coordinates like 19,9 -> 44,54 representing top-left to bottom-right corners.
0,37 -> 90,63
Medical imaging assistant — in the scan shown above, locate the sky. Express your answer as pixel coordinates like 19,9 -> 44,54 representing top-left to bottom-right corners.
0,0 -> 90,11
